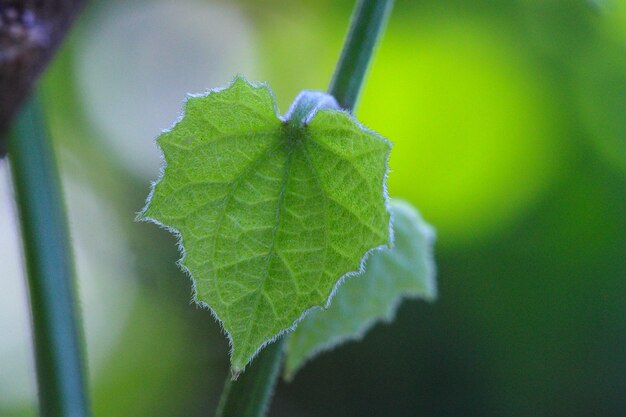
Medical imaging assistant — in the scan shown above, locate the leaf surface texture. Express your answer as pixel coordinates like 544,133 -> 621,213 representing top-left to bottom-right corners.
140,77 -> 391,372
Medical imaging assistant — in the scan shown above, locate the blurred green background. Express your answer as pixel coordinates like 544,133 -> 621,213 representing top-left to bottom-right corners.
1,0 -> 624,416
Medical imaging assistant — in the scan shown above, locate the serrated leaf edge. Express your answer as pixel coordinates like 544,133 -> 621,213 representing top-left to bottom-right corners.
136,75 -> 394,376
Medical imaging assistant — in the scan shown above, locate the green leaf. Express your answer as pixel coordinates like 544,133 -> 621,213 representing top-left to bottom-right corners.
284,199 -> 436,380
139,76 -> 391,374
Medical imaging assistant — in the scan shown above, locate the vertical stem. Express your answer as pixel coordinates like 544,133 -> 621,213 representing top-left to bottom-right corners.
215,0 -> 393,415
216,338 -> 285,417
8,95 -> 90,417
329,0 -> 394,112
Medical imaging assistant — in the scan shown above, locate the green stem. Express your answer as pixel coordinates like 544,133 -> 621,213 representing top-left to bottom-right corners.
216,338 -> 285,417
215,0 -> 393,415
329,0 -> 394,112
8,95 -> 91,417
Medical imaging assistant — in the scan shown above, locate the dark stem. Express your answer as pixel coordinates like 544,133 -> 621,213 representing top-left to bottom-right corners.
0,0 -> 85,156
216,338 -> 285,417
8,95 -> 90,417
328,0 -> 393,112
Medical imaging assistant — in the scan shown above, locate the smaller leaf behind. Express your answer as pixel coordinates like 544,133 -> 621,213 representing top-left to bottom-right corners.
284,199 -> 437,380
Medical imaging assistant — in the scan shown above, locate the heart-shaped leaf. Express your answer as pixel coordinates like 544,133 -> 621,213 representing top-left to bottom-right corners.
139,76 -> 391,374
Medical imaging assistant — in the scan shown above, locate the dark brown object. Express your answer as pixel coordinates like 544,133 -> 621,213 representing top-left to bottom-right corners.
0,0 -> 85,156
